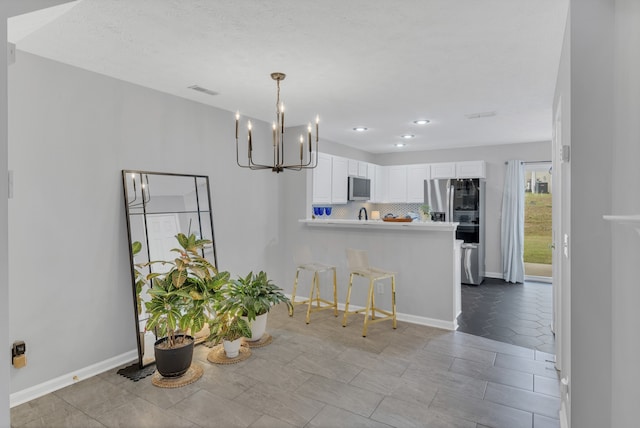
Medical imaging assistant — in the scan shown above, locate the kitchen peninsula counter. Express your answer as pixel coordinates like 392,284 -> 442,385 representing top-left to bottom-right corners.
299,218 -> 459,231
297,218 -> 462,330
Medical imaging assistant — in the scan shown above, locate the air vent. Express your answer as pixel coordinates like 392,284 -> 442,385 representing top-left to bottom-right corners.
465,111 -> 497,119
188,85 -> 219,96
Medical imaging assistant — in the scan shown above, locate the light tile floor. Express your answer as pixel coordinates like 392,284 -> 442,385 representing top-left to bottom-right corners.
11,304 -> 560,428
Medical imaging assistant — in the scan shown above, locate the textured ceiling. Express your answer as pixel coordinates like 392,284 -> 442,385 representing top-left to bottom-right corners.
9,0 -> 569,154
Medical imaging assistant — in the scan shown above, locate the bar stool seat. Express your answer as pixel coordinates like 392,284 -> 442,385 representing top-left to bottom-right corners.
290,254 -> 338,324
343,248 -> 397,336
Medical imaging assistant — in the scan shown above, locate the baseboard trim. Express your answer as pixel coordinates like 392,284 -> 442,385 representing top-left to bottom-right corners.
10,350 -> 137,408
337,302 -> 457,330
485,271 -> 503,279
525,274 -> 552,284
11,297 -> 459,408
288,294 -> 457,331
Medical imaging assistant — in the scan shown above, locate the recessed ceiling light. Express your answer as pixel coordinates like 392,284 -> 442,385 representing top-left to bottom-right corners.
413,119 -> 430,125
400,134 -> 415,139
353,127 -> 368,132
395,143 -> 406,148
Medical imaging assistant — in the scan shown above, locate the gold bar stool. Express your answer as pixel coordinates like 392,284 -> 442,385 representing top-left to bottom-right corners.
343,248 -> 397,337
290,252 -> 338,324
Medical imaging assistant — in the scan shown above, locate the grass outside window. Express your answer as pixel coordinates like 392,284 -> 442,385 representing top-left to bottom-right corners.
524,192 -> 552,265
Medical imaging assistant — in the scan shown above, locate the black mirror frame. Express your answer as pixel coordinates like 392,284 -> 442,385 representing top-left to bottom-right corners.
121,170 -> 217,369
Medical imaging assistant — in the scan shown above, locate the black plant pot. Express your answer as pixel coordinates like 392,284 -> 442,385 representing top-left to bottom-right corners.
154,335 -> 194,378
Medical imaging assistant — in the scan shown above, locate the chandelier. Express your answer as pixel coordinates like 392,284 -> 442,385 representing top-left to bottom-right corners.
235,72 -> 319,173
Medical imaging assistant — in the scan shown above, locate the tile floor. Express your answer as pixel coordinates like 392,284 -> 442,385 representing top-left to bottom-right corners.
11,304 -> 560,428
457,279 -> 555,354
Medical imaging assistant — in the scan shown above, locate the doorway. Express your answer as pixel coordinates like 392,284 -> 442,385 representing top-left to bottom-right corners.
524,162 -> 552,280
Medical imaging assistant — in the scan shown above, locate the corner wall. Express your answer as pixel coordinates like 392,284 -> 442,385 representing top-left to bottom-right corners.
8,52 -> 282,396
610,0 -> 640,426
1,13 -> 10,428
570,0 -> 614,426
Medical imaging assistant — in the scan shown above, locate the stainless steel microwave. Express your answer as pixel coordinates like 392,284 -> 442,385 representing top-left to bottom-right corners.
348,176 -> 371,200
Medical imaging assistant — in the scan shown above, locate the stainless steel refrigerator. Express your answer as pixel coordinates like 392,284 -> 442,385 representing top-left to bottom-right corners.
424,178 -> 485,285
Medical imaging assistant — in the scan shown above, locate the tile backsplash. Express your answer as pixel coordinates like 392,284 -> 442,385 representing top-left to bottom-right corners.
311,202 -> 423,220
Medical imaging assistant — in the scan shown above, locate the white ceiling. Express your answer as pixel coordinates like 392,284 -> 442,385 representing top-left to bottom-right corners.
9,0 -> 568,154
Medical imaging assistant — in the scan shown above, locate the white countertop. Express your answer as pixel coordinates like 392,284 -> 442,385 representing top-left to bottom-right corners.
299,218 -> 459,232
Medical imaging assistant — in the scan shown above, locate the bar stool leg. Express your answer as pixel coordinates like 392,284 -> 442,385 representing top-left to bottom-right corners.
342,273 -> 354,327
362,279 -> 375,337
370,284 -> 376,320
331,267 -> 338,317
305,271 -> 317,324
391,275 -> 397,329
290,268 -> 301,316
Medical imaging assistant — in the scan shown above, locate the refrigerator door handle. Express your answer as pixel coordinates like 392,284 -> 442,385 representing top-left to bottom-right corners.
447,179 -> 453,223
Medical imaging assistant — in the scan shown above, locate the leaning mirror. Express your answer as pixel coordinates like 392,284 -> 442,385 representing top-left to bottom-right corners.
122,170 -> 217,368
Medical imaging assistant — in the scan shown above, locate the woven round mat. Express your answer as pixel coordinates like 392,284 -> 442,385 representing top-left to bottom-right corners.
242,332 -> 273,348
207,344 -> 251,364
151,362 -> 203,388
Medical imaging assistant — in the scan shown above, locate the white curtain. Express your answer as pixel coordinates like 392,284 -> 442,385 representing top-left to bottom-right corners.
501,160 -> 525,283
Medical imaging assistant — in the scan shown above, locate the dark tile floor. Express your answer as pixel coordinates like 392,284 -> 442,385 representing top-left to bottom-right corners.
457,278 -> 555,354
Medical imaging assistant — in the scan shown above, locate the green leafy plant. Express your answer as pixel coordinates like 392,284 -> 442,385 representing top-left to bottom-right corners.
419,204 -> 431,216
140,233 -> 229,349
207,310 -> 252,344
215,271 -> 293,322
131,241 -> 146,314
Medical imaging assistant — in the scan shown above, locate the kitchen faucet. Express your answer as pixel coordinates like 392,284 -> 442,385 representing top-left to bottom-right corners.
358,207 -> 368,220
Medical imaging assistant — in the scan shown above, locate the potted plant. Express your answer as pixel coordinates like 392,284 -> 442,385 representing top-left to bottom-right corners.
140,233 -> 229,377
215,271 -> 292,342
419,204 -> 432,222
207,309 -> 252,358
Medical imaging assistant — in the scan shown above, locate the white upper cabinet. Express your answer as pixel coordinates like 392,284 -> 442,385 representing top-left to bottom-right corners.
367,163 -> 377,202
313,153 -> 333,204
455,160 -> 486,178
358,161 -> 368,178
407,164 -> 430,203
312,153 -> 348,204
348,159 -> 368,178
313,154 -> 485,207
374,165 -> 388,203
430,162 -> 457,179
387,165 -> 408,202
331,156 -> 349,204
348,159 -> 359,176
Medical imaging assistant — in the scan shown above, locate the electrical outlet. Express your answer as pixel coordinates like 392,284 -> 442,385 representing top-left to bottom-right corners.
12,341 -> 26,368
376,283 -> 384,294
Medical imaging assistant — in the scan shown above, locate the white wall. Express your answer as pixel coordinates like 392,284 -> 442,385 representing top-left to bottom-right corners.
3,3 -> 78,425
1,13 -> 9,428
610,0 -> 640,426
552,8 -> 571,427
7,52 -> 282,395
321,141 -> 550,278
568,0 -> 614,427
